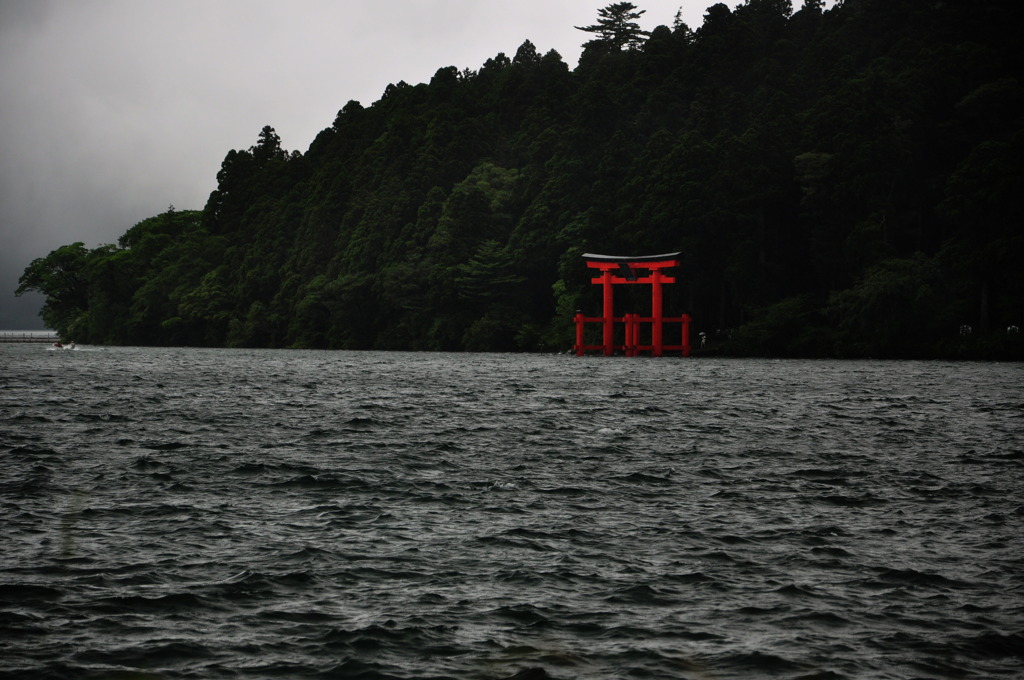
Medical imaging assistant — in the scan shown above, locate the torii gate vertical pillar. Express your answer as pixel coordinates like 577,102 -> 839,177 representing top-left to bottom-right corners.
651,268 -> 664,357
601,269 -> 615,355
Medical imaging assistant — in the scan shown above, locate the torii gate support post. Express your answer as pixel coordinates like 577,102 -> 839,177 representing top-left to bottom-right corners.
575,312 -> 585,357
682,313 -> 692,357
624,313 -> 637,356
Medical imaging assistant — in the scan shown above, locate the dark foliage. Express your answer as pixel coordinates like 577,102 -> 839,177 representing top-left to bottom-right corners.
18,0 -> 1024,358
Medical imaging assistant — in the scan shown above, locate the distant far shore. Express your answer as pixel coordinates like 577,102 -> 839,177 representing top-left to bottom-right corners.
0,330 -> 59,343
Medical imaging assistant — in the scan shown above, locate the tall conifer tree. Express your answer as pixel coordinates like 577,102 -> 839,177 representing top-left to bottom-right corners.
575,2 -> 649,50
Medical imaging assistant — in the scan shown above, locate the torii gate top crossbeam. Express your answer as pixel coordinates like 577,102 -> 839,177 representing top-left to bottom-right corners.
582,252 -> 681,263
583,252 -> 680,283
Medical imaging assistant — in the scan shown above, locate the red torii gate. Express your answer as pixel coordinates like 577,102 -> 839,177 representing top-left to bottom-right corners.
574,252 -> 691,357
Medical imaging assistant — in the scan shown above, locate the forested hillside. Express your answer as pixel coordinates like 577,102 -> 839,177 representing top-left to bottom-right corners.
18,0 -> 1024,358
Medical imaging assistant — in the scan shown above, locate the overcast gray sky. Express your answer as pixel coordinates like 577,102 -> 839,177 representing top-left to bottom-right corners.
0,0 -> 813,329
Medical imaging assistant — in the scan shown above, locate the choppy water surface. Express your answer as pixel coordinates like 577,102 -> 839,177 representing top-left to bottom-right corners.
1,345 -> 1022,679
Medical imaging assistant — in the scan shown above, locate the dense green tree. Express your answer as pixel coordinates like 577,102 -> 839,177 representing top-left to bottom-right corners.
16,243 -> 92,339
827,253 -> 945,357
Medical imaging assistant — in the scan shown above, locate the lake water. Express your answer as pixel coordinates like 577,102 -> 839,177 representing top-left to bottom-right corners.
1,345 -> 1022,679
